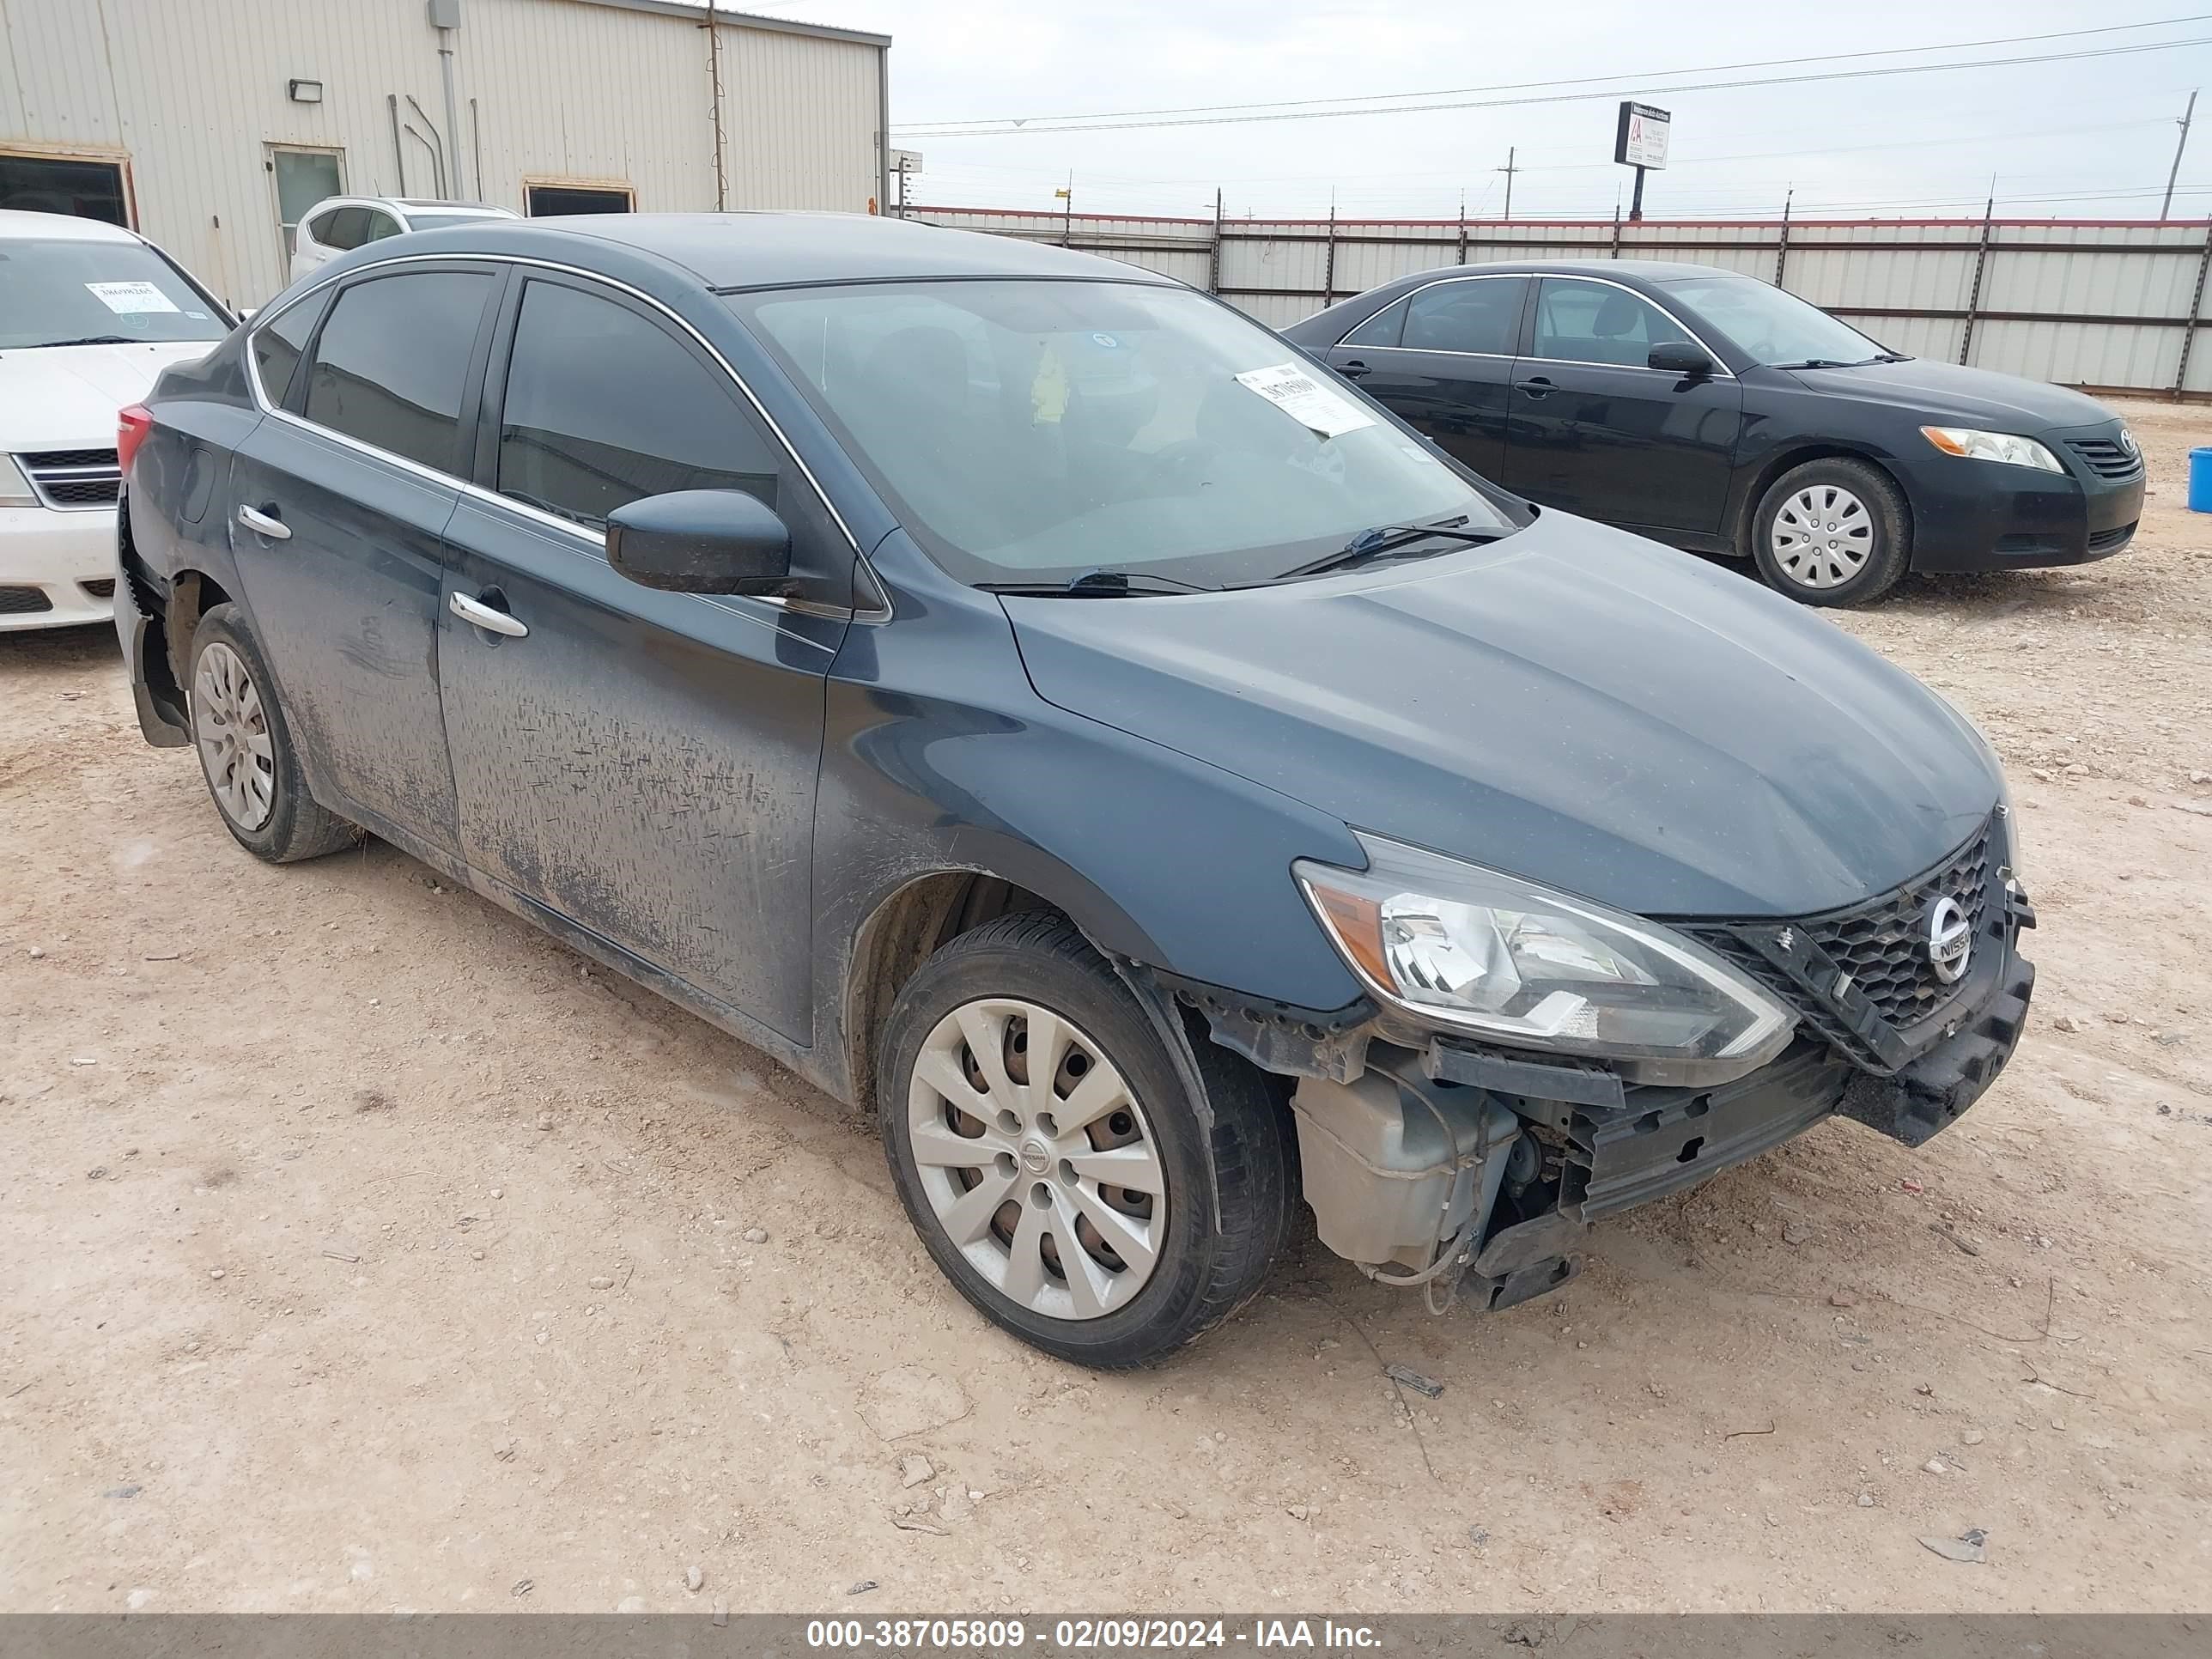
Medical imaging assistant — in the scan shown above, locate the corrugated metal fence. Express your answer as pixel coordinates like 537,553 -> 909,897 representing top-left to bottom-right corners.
909,205 -> 2212,398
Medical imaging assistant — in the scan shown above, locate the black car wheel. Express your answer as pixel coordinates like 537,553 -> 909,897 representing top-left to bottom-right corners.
878,913 -> 1294,1368
1750,458 -> 1911,607
187,603 -> 356,863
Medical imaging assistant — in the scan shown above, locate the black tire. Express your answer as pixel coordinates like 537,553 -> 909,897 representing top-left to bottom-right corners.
185,602 -> 356,864
877,914 -> 1295,1368
1749,457 -> 1911,607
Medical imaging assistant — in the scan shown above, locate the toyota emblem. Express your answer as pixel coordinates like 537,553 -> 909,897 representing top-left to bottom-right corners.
1925,895 -> 1972,985
2118,426 -> 2138,457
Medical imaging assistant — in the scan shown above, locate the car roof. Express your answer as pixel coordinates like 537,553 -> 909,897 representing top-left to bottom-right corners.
0,209 -> 143,244
1388,258 -> 1747,285
402,210 -> 1177,290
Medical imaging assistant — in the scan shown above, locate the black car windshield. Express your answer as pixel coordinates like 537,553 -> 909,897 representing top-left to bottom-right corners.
1656,273 -> 1892,368
0,238 -> 228,350
732,279 -> 1515,590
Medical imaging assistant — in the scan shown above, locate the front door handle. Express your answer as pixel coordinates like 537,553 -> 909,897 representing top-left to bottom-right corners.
1516,376 -> 1555,399
1336,357 -> 1372,380
449,590 -> 528,639
237,502 -> 290,540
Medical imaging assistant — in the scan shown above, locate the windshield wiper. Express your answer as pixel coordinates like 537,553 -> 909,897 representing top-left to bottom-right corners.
1275,518 -> 1507,581
978,568 -> 1202,598
1767,357 -> 1854,370
35,335 -> 139,348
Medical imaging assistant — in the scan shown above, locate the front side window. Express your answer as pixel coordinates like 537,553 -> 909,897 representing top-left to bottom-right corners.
301,270 -> 491,473
734,279 -> 1513,591
1655,274 -> 1888,368
1402,277 -> 1525,356
495,279 -> 778,530
1532,278 -> 1692,368
0,237 -> 228,350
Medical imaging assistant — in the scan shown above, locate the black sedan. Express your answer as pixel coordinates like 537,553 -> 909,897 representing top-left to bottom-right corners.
1283,259 -> 2145,605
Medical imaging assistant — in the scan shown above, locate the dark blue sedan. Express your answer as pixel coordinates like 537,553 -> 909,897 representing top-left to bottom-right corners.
115,214 -> 2035,1365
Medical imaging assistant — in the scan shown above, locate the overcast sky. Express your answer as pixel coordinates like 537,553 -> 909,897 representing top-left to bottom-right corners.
734,0 -> 2212,222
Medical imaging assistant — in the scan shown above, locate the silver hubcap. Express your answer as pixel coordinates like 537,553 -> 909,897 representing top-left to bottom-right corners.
193,641 -> 276,830
907,998 -> 1165,1322
1771,484 -> 1875,590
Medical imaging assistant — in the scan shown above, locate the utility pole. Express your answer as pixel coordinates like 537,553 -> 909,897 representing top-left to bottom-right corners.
1055,170 -> 1073,245
2163,89 -> 2198,220
1497,146 -> 1518,221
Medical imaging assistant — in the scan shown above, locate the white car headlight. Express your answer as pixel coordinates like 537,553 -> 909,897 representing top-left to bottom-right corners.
1920,426 -> 2065,474
1295,835 -> 1796,1087
0,454 -> 40,508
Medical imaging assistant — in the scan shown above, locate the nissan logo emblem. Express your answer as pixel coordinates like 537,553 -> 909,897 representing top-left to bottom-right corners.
1925,895 -> 1972,985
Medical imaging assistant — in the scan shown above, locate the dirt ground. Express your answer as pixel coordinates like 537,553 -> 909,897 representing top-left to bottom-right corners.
3,398 -> 2209,1616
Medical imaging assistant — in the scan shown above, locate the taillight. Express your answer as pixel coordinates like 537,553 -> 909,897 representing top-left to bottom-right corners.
117,404 -> 155,477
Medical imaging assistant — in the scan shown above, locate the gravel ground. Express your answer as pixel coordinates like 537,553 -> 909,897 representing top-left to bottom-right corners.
2,398 -> 2208,1613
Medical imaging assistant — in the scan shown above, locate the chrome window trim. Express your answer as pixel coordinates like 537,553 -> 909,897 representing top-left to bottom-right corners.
1331,270 -> 1522,350
1327,270 -> 1733,378
241,249 -> 889,623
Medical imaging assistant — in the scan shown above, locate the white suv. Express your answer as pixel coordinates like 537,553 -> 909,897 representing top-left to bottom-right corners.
289,197 -> 519,283
0,210 -> 231,631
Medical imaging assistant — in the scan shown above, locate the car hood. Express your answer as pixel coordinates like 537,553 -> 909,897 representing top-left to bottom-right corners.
1004,514 -> 2000,920
1780,356 -> 2117,431
0,341 -> 218,452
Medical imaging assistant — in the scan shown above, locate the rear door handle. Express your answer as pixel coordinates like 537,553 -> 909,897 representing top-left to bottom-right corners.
449,590 -> 528,639
1516,376 -> 1554,399
1336,357 -> 1371,380
236,502 -> 290,540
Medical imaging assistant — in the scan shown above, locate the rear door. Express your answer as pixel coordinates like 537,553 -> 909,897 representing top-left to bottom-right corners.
227,263 -> 501,849
1323,275 -> 1527,481
1501,276 -> 1741,537
437,270 -> 844,1042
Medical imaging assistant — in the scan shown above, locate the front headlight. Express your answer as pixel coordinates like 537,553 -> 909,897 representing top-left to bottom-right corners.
1295,835 -> 1796,1087
0,454 -> 40,508
1920,426 -> 2065,474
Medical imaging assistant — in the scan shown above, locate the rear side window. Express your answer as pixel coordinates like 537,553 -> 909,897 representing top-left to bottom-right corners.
495,278 -> 778,531
1532,277 -> 1691,368
1402,277 -> 1525,356
251,297 -> 322,405
320,207 -> 369,252
1340,297 -> 1406,349
302,270 -> 492,474
361,211 -> 404,245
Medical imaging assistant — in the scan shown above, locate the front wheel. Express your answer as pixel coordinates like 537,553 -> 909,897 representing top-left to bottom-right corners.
1749,458 -> 1911,607
878,914 -> 1294,1368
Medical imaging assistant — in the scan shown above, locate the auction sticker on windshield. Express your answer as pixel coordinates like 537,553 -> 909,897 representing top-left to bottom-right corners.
85,280 -> 179,314
1234,362 -> 1375,438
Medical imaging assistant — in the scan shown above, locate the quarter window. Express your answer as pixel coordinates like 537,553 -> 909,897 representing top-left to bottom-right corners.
495,278 -> 777,531
301,270 -> 492,474
1532,277 -> 1692,368
1401,277 -> 1526,356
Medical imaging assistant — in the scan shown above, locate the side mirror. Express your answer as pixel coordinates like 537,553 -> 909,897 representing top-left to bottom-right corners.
606,489 -> 793,596
1649,341 -> 1717,376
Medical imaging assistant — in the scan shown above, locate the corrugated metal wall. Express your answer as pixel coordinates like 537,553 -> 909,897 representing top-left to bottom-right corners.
0,0 -> 886,307
911,206 -> 2212,397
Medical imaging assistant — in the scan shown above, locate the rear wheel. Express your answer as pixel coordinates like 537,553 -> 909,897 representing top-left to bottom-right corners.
187,604 -> 356,863
1750,457 -> 1911,607
878,914 -> 1294,1367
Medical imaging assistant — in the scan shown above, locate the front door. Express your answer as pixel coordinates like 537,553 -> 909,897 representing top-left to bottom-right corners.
1326,275 -> 1527,481
227,264 -> 501,849
1502,276 -> 1742,538
437,272 -> 841,1042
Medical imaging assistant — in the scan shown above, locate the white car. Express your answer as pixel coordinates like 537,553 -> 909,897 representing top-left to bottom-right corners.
0,210 -> 232,631
289,197 -> 519,283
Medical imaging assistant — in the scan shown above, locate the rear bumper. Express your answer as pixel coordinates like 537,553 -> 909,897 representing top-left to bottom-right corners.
0,505 -> 119,631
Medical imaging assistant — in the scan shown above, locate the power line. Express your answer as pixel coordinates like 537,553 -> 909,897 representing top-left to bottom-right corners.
897,15 -> 2211,129
893,36 -> 2212,138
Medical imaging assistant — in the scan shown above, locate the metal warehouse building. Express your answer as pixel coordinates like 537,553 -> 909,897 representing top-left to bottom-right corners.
0,0 -> 890,307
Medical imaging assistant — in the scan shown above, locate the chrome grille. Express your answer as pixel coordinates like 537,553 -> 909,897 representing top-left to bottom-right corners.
20,447 -> 123,510
2063,436 -> 2143,481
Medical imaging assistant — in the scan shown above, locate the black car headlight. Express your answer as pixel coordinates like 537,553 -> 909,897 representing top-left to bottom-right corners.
1296,834 -> 1796,1086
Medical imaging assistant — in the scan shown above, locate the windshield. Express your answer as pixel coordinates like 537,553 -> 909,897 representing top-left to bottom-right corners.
0,238 -> 228,350
732,279 -> 1514,590
1656,274 -> 1892,368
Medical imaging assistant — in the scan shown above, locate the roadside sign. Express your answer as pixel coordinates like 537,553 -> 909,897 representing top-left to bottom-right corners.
1615,102 -> 1671,171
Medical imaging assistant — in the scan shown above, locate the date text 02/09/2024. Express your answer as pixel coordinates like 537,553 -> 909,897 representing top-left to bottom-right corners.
803,1618 -> 1382,1651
